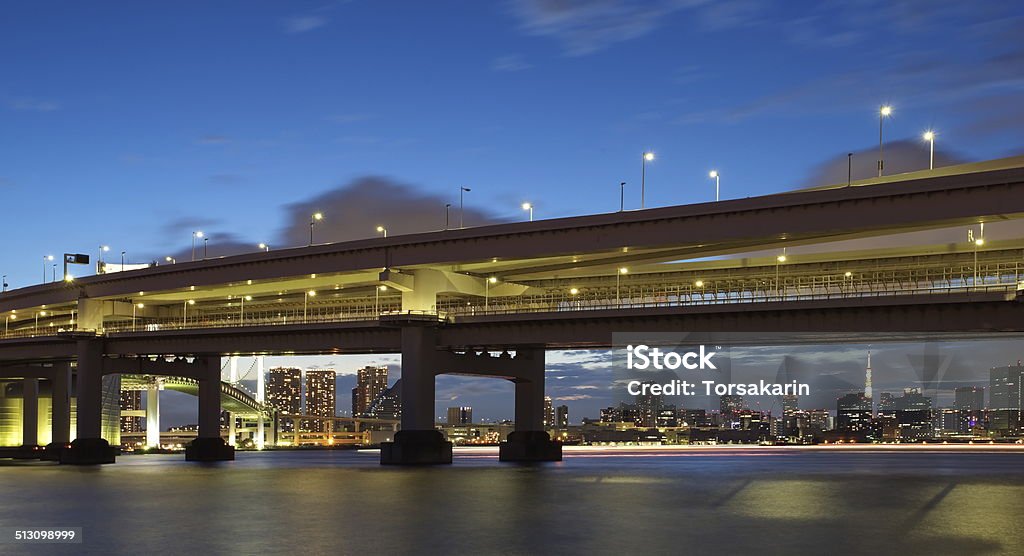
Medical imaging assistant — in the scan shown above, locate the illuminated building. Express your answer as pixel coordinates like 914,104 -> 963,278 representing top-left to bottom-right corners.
543,396 -> 554,428
954,386 -> 985,433
267,367 -> 302,432
635,383 -> 662,428
352,366 -> 388,417
305,369 -> 336,433
836,393 -> 872,433
557,405 -> 569,429
119,390 -> 143,433
447,406 -> 472,425
366,379 -> 401,420
989,364 -> 1024,433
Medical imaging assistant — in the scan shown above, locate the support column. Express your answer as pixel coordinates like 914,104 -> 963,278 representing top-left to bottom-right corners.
17,378 -> 41,457
146,385 -> 160,449
380,324 -> 452,464
228,412 -> 236,446
43,363 -> 72,460
185,356 -> 234,461
61,339 -> 116,464
499,349 -> 562,462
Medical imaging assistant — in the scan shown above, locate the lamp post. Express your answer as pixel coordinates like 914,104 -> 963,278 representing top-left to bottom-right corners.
121,251 -> 126,268
51,264 -> 57,283
203,238 -> 209,259
971,228 -> 985,286
192,231 -> 203,261
445,204 -> 451,230
35,310 -> 45,333
485,276 -> 497,307
776,251 -> 787,299
641,152 -> 654,209
619,182 -> 626,212
4,314 -> 14,336
310,212 -> 323,245
239,295 -> 252,323
1,275 -> 7,293
183,299 -> 195,326
878,105 -> 892,177
376,225 -> 387,238
616,267 -> 628,305
460,187 -> 471,228
98,245 -> 110,267
304,290 -> 316,322
165,256 -> 176,264
133,303 -> 144,332
709,170 -> 720,202
259,243 -> 269,252
522,203 -> 533,222
375,285 -> 387,314
923,130 -> 935,170
42,255 -> 54,283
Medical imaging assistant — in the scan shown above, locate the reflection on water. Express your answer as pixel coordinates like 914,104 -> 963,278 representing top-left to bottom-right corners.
2,448 -> 1024,555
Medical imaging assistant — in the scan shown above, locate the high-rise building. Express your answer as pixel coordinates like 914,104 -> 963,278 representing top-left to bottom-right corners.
720,395 -> 745,427
352,366 -> 389,417
989,364 -> 1024,433
447,406 -> 472,425
635,383 -> 663,428
836,393 -> 872,433
543,396 -> 555,428
954,386 -> 985,434
267,367 -> 302,414
305,369 -> 336,432
366,379 -> 401,420
119,390 -> 143,433
556,405 -> 569,428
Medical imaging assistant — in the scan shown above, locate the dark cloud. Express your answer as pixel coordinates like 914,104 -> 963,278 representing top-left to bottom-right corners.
279,176 -> 509,246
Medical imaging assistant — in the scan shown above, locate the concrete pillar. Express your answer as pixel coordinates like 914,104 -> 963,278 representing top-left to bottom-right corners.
256,415 -> 265,450
380,324 -> 452,464
500,349 -> 561,462
61,339 -> 115,464
228,412 -> 236,446
76,297 -> 105,332
146,385 -> 160,449
44,363 -> 72,459
185,356 -> 234,461
22,378 -> 39,448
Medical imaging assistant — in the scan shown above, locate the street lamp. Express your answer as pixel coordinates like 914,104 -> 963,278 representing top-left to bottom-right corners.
641,152 -> 654,209
239,295 -> 253,322
310,212 -> 323,246
98,245 -> 110,266
133,303 -> 144,332
445,203 -> 451,230
376,225 -> 387,238
522,203 -> 533,222
165,256 -> 176,264
1,275 -> 7,293
460,187 -> 471,228
709,170 -> 720,202
192,231 -> 204,261
304,290 -> 316,322
35,310 -> 46,333
203,237 -> 209,259
619,182 -> 626,212
616,267 -> 629,305
4,313 -> 15,336
183,299 -> 195,326
120,251 -> 126,268
259,243 -> 270,252
485,276 -> 497,307
923,130 -> 936,170
878,105 -> 892,177
776,251 -> 787,299
42,255 -> 54,283
375,285 -> 387,314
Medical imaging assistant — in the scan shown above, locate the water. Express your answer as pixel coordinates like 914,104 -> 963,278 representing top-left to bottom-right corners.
3,447 -> 1024,555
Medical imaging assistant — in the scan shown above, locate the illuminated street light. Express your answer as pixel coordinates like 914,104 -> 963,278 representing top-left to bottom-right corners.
776,250 -> 787,299
4,313 -> 14,336
192,231 -> 203,261
569,287 -> 579,295
878,105 -> 893,177
240,294 -> 253,322
460,187 -> 471,228
304,289 -> 316,322
695,280 -> 704,288
42,255 -> 54,283
923,130 -> 936,170
310,212 -> 323,245
376,225 -> 387,238
520,203 -> 536,223
98,245 -> 110,266
641,152 -> 655,209
132,303 -> 144,332
259,243 -> 270,252
166,256 -> 176,264
375,285 -> 388,314
709,170 -> 720,202
183,299 -> 195,326
485,276 -> 498,307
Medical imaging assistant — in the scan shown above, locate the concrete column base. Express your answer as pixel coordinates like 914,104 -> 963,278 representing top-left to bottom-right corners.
380,430 -> 452,465
41,442 -> 70,461
185,437 -> 235,462
13,445 -> 44,459
59,438 -> 117,465
499,431 -> 562,462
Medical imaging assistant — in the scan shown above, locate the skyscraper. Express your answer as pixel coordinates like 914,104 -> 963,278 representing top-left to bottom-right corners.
989,364 -> 1024,433
864,350 -> 873,403
267,367 -> 302,414
636,384 -> 663,428
720,395 -> 745,427
954,386 -> 985,434
836,393 -> 872,433
543,396 -> 554,428
447,406 -> 472,425
119,390 -> 143,433
306,369 -> 336,432
556,405 -> 569,429
366,379 -> 401,420
352,366 -> 388,417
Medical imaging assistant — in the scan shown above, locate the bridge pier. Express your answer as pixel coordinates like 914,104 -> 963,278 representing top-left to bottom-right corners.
15,377 -> 42,458
146,384 -> 160,449
500,349 -> 562,463
185,356 -> 234,462
381,325 -> 452,465
61,339 -> 116,464
42,363 -> 71,461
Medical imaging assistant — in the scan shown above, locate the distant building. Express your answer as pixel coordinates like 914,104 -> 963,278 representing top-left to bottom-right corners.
556,405 -> 569,429
720,395 -> 745,427
954,386 -> 985,434
119,390 -> 143,433
543,396 -> 555,428
680,408 -> 709,427
352,366 -> 389,417
656,405 -> 677,428
989,365 -> 1024,433
305,369 -> 336,432
366,379 -> 401,421
836,393 -> 872,433
267,367 -> 302,433
635,383 -> 663,428
447,406 -> 473,425
599,406 -> 621,423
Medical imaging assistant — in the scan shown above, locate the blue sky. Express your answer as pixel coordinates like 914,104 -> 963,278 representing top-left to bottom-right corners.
2,2 -> 1023,425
